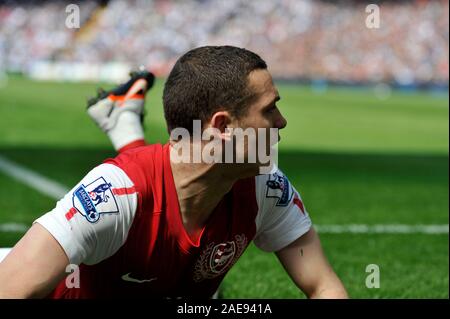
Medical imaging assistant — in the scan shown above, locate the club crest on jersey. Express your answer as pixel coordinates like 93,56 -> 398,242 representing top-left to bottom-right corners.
193,234 -> 248,282
72,176 -> 118,223
210,242 -> 236,274
265,172 -> 293,207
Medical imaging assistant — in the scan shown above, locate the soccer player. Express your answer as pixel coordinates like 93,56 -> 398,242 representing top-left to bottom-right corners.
0,46 -> 348,298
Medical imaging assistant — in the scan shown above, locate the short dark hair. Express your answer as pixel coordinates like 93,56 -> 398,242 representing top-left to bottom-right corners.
163,46 -> 267,133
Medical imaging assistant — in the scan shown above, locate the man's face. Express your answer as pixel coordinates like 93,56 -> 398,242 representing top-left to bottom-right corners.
237,69 -> 287,134
227,69 -> 287,171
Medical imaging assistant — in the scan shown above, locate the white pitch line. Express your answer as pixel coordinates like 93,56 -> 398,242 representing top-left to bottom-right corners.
2,224 -> 448,263
0,222 -> 447,234
315,224 -> 449,235
0,154 -> 69,200
0,223 -> 28,233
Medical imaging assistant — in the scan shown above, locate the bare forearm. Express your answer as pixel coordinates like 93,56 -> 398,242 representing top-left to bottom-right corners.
277,228 -> 349,299
308,276 -> 348,299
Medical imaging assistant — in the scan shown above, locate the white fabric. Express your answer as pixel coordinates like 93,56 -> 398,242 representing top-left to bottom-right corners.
0,248 -> 11,263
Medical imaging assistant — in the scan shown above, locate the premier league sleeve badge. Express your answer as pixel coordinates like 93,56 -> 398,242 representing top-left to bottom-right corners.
72,176 -> 119,223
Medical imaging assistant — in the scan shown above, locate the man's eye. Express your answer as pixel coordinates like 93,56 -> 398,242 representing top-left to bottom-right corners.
267,105 -> 277,113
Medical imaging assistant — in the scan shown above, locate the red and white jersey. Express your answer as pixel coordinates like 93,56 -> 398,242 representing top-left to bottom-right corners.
35,144 -> 311,298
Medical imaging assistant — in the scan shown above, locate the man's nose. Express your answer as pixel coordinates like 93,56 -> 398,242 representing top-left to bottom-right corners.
274,113 -> 287,130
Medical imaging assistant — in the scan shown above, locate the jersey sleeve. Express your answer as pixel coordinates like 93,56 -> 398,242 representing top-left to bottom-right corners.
253,169 -> 312,252
34,163 -> 138,266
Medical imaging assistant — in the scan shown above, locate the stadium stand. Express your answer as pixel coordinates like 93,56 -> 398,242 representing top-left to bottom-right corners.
0,0 -> 448,85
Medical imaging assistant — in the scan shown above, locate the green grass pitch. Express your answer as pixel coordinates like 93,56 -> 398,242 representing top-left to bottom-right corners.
0,75 -> 448,298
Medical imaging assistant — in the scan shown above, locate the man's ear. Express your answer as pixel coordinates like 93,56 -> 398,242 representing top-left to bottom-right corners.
209,111 -> 233,133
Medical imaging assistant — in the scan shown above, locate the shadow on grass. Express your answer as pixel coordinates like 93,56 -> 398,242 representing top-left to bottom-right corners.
0,147 -> 448,296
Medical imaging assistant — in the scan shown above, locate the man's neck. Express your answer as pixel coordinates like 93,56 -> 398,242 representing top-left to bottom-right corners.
169,146 -> 257,240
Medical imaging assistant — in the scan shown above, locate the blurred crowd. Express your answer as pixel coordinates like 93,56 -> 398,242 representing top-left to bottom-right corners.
0,0 -> 448,84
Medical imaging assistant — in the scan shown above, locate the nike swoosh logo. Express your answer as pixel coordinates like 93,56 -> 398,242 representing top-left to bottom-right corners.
121,272 -> 157,284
